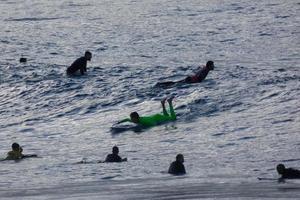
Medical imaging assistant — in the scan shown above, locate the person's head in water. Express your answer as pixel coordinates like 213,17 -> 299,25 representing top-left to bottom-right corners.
19,57 -> 27,63
12,143 -> 21,151
130,112 -> 140,123
277,164 -> 286,174
176,154 -> 184,163
206,61 -> 214,70
84,51 -> 92,61
112,146 -> 119,155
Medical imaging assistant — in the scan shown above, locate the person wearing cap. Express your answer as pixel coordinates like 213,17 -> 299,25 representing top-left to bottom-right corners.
66,51 -> 92,75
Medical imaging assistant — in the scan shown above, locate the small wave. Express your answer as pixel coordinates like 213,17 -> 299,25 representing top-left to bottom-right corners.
219,38 -> 237,43
6,17 -> 65,22
218,143 -> 237,148
259,33 -> 273,37
19,128 -> 35,133
258,75 -> 300,86
272,119 -> 293,124
212,132 -> 226,137
279,158 -> 300,162
237,136 -> 257,141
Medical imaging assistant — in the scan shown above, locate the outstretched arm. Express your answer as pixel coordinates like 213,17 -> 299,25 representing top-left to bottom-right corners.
117,118 -> 132,124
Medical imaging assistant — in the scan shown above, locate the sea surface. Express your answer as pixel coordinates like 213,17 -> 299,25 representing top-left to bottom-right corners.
0,0 -> 299,199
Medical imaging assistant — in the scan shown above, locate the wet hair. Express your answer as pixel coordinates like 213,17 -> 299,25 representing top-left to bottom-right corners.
206,61 -> 214,67
12,143 -> 20,151
85,51 -> 92,56
19,58 -> 27,63
277,164 -> 286,174
112,146 -> 119,154
130,112 -> 139,119
176,154 -> 184,162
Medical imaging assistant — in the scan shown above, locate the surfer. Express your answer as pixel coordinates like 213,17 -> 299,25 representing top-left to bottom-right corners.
104,146 -> 127,162
4,143 -> 37,160
277,164 -> 300,179
66,51 -> 92,75
168,154 -> 186,175
156,61 -> 215,87
117,97 -> 176,127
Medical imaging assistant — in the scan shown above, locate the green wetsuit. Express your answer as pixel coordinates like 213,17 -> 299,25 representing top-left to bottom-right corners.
120,106 -> 176,127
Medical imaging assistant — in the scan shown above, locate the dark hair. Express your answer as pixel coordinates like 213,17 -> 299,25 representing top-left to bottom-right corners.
206,61 -> 214,67
176,154 -> 184,161
12,143 -> 20,150
277,163 -> 286,173
85,51 -> 92,56
130,112 -> 139,119
19,58 -> 27,63
112,146 -> 119,154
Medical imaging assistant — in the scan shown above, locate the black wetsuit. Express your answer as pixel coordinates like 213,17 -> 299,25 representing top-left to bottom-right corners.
105,154 -> 122,162
168,161 -> 186,175
66,56 -> 87,75
185,67 -> 210,83
280,168 -> 300,179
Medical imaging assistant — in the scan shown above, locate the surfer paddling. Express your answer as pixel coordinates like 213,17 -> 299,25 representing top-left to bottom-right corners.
117,97 -> 176,127
156,61 -> 215,87
277,164 -> 300,180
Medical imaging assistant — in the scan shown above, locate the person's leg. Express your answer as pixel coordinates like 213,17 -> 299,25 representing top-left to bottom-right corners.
167,97 -> 176,119
161,98 -> 169,116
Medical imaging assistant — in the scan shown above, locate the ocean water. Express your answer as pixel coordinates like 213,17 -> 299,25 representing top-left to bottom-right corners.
0,0 -> 299,199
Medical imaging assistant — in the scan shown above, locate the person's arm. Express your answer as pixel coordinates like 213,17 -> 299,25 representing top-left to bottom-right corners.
80,68 -> 85,75
182,164 -> 186,174
168,162 -> 174,173
84,64 -> 87,72
117,118 -> 131,124
22,154 -> 37,159
104,155 -> 110,162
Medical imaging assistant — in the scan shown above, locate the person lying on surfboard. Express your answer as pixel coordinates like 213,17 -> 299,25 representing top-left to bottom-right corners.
117,97 -> 176,127
156,61 -> 215,87
4,143 -> 37,160
277,164 -> 300,179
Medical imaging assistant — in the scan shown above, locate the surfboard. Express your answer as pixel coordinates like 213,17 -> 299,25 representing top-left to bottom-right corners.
111,124 -> 142,134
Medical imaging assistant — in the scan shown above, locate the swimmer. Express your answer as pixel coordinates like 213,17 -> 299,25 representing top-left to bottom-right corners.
19,57 -> 27,63
104,146 -> 127,163
66,51 -> 92,75
168,154 -> 186,175
118,97 -> 176,127
183,60 -> 214,83
156,61 -> 215,87
4,143 -> 37,160
5,143 -> 23,160
277,164 -> 300,180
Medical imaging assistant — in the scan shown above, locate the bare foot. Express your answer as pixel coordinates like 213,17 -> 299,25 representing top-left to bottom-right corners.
161,97 -> 167,105
167,96 -> 174,104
